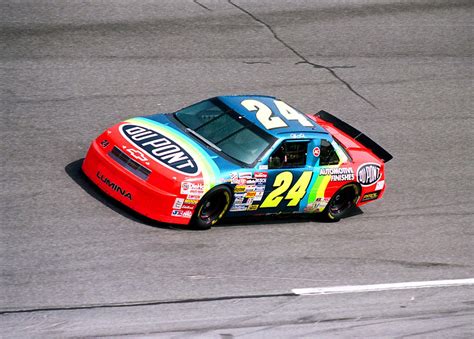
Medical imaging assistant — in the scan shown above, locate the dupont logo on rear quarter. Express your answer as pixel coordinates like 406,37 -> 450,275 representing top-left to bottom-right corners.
357,163 -> 381,186
120,124 -> 199,175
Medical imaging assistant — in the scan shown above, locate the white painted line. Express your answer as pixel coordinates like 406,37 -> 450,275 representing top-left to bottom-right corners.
292,278 -> 474,296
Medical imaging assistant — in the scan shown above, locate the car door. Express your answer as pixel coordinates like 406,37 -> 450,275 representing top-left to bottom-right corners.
256,139 -> 315,214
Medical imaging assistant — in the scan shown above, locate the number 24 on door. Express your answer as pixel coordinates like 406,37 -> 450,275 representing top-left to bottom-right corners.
260,171 -> 313,208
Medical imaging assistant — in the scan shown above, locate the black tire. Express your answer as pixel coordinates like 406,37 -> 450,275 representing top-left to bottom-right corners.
323,184 -> 360,221
191,186 -> 232,230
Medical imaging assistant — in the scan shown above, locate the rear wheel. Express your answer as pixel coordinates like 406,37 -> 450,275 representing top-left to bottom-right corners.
324,184 -> 360,221
191,186 -> 232,230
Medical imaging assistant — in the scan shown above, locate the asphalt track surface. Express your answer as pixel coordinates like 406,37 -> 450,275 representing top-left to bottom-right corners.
1,0 -> 473,337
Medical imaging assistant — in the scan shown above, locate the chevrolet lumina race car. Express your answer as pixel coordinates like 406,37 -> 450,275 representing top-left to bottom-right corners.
83,95 -> 392,229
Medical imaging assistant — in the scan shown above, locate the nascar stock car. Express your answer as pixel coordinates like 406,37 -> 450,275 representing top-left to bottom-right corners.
82,95 -> 392,229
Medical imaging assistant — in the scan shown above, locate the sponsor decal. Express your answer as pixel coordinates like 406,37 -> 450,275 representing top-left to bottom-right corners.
304,197 -> 329,213
127,148 -> 148,162
248,204 -> 259,211
181,204 -> 195,210
234,193 -> 246,198
246,179 -> 256,185
375,180 -> 385,191
245,191 -> 257,198
181,182 -> 191,194
254,172 -> 268,178
290,133 -> 305,138
173,198 -> 184,209
234,185 -> 246,193
184,199 -> 199,205
181,182 -> 205,195
259,165 -> 269,170
229,178 -> 247,185
100,139 -> 110,148
313,147 -> 320,157
96,171 -> 132,200
230,172 -> 239,184
320,167 -> 355,181
361,191 -> 381,202
255,178 -> 266,184
120,124 -> 198,175
182,210 -> 193,218
234,198 -> 244,204
186,194 -> 202,200
172,210 -> 184,217
255,186 -> 265,192
357,163 -> 381,186
239,172 -> 253,179
245,185 -> 256,192
189,190 -> 204,197
253,191 -> 264,201
230,204 -> 247,212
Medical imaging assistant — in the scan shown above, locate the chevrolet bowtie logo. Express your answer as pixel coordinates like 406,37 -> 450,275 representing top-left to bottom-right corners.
127,148 -> 148,162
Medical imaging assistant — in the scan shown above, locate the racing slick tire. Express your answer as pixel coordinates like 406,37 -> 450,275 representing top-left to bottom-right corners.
323,183 -> 360,222
191,186 -> 232,230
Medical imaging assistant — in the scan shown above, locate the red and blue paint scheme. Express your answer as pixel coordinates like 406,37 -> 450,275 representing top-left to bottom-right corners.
83,95 -> 392,229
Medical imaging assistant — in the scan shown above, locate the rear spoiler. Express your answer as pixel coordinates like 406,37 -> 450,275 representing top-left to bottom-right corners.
315,110 -> 393,163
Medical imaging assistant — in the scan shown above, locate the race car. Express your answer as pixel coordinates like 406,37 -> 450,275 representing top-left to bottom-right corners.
82,95 -> 392,229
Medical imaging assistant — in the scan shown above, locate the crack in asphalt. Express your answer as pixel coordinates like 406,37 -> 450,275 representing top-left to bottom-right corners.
193,0 -> 212,11
295,61 -> 356,69
227,0 -> 377,109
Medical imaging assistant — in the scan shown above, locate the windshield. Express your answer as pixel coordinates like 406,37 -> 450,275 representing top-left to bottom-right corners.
174,100 -> 271,165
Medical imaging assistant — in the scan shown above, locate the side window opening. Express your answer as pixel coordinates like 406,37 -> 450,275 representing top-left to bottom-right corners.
269,141 -> 308,169
333,137 -> 352,163
319,139 -> 340,166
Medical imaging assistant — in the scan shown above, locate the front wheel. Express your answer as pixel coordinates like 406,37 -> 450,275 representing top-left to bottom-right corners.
191,186 -> 232,230
323,184 -> 360,221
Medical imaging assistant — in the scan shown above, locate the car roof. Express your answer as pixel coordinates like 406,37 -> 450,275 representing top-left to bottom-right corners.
217,95 -> 329,137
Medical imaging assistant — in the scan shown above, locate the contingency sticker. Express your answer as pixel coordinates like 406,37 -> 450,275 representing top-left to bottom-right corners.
230,171 -> 268,212
173,198 -> 184,209
361,191 -> 380,202
181,182 -> 205,195
375,180 -> 385,191
304,197 -> 330,213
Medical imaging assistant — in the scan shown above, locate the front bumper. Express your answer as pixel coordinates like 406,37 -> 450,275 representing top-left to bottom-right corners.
82,139 -> 190,225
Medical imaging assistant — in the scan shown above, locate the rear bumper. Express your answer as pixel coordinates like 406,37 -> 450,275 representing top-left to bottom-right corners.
82,139 -> 190,225
356,184 -> 387,207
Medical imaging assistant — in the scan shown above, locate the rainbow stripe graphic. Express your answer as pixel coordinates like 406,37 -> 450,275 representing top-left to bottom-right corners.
303,141 -> 348,211
125,117 -> 221,190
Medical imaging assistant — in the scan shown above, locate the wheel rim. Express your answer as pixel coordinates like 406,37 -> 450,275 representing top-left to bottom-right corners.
329,187 -> 356,217
199,192 -> 229,223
